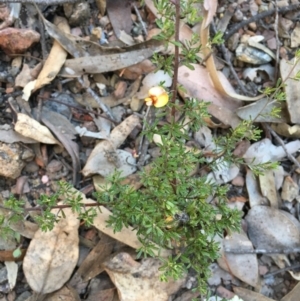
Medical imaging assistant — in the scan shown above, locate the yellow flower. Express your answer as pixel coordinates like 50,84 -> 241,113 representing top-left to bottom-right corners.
145,86 -> 169,108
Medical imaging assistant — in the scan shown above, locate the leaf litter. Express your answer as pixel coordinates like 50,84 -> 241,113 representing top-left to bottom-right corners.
0,0 -> 300,300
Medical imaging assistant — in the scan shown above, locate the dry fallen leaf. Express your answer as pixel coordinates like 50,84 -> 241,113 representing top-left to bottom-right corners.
82,115 -> 140,177
103,252 -> 185,301
218,232 -> 259,287
259,170 -> 279,208
29,16 -> 70,95
23,206 -> 80,294
243,138 -> 300,164
14,113 -> 60,145
200,6 -> 264,102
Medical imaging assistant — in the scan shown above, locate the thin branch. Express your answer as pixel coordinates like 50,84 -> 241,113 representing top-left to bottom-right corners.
0,0 -> 78,3
224,247 -> 300,254
267,125 -> 300,170
224,4 -> 300,41
0,202 -> 107,214
170,0 -> 180,116
77,77 -> 116,123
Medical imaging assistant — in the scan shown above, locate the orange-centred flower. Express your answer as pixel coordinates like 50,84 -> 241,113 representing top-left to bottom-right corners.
145,86 -> 169,108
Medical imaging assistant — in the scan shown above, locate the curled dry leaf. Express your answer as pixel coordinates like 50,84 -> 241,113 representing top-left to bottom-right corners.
200,6 -> 264,101
178,65 -> 242,128
103,252 -> 185,301
14,113 -> 60,145
24,16 -> 70,99
245,206 -> 300,250
82,115 -> 140,177
23,206 -> 80,294
218,232 -> 259,287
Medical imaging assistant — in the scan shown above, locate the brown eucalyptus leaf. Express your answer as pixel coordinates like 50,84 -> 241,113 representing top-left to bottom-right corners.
14,113 -> 60,145
107,0 -> 132,38
245,206 -> 300,250
103,252 -> 185,301
281,281 -> 300,301
259,170 -> 279,208
23,207 -> 80,294
70,234 -> 114,285
61,46 -> 159,76
32,16 -> 70,92
280,58 -> 300,124
44,285 -> 81,301
82,115 -> 140,177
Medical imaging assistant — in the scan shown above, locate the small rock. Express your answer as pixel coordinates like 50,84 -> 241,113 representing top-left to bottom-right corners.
232,9 -> 243,22
0,142 -> 34,179
130,96 -> 144,112
111,106 -> 126,123
258,265 -> 268,275
281,176 -> 299,202
46,160 -> 63,174
24,161 -> 39,173
227,33 -> 240,51
0,28 -> 40,54
236,44 -> 272,64
113,81 -> 127,99
248,22 -> 257,31
231,175 -> 245,187
64,1 -> 91,26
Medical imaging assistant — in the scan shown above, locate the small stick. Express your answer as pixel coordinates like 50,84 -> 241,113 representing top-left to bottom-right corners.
170,0 -> 180,117
224,247 -> 300,254
132,2 -> 148,37
0,0 -> 78,3
264,263 -> 300,278
273,0 -> 280,82
77,77 -> 116,123
267,125 -> 300,170
224,4 -> 300,41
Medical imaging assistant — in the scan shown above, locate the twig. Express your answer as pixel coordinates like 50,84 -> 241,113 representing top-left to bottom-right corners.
264,263 -> 300,278
211,22 -> 252,97
38,96 -> 119,125
224,4 -> 300,41
170,0 -> 180,116
0,0 -> 78,3
77,77 -> 116,123
0,202 -> 107,214
224,247 -> 300,254
267,125 -> 300,170
132,2 -> 148,37
273,0 -> 280,82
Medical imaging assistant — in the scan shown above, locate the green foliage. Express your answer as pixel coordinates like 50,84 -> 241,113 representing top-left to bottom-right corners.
93,99 -> 264,292
0,0 -> 286,295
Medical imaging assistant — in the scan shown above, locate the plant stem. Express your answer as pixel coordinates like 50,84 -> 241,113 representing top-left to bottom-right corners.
170,0 -> 180,117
